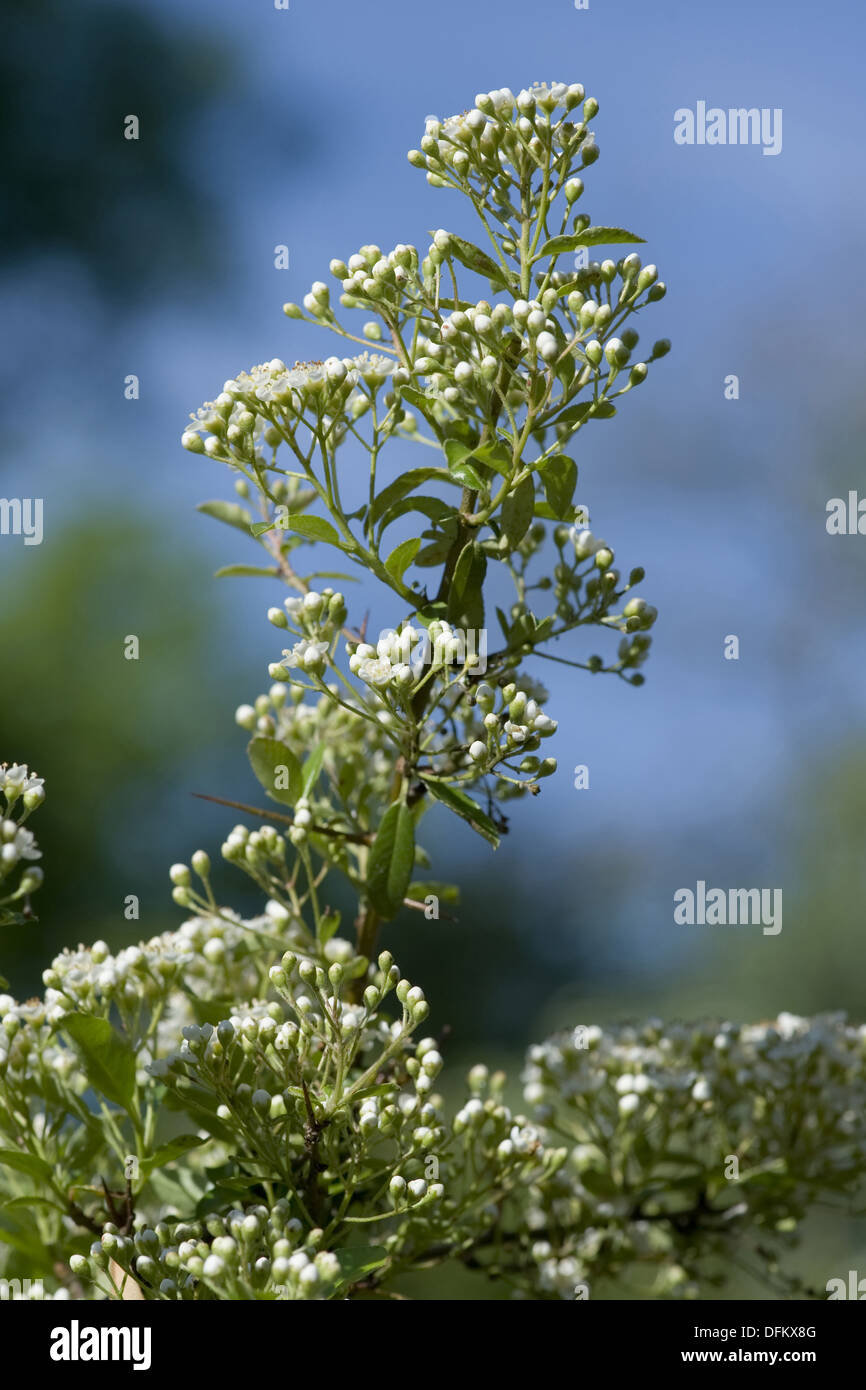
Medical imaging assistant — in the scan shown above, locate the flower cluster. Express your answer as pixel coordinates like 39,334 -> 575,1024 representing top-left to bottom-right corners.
516,1013 -> 866,1298
75,1203 -> 347,1301
409,82 -> 595,194
0,762 -> 45,926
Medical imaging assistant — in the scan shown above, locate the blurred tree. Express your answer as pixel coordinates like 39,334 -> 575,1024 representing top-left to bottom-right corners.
0,516 -> 245,990
1,0 -> 229,296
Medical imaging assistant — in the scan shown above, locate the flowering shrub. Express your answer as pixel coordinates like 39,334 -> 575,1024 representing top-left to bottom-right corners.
1,81 -> 862,1301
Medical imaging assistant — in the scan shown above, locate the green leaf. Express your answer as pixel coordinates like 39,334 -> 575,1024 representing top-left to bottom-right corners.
433,297 -> 476,312
539,455 -> 578,519
0,1215 -> 54,1261
500,475 -> 535,548
448,542 -> 486,629
407,879 -> 460,904
2,1194 -> 66,1213
421,779 -> 500,848
302,744 -> 326,797
441,420 -> 480,448
141,1134 -> 208,1179
414,600 -> 449,627
415,521 -> 458,567
0,1148 -> 53,1183
588,399 -> 616,419
332,1245 -> 388,1291
0,910 -> 30,927
162,1084 -> 235,1144
283,514 -> 344,546
557,401 -> 593,429
444,440 -> 485,491
366,800 -> 415,919
370,467 -> 456,530
538,226 -> 646,258
471,441 -> 512,479
305,571 -> 359,583
578,1168 -> 620,1199
377,495 -> 453,534
181,986 -> 237,1027
384,536 -> 421,584
398,385 -> 434,412
59,1014 -> 136,1113
449,459 -> 485,490
247,737 -> 303,806
555,353 -> 576,390
196,500 -> 253,533
318,910 -> 341,946
447,234 -> 511,288
214,564 -> 281,579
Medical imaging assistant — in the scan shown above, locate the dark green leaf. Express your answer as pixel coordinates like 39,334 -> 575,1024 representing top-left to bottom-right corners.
538,226 -> 646,258
59,1015 -> 136,1113
283,514 -> 344,546
197,500 -> 253,533
557,401 -> 593,429
318,910 -> 341,946
447,235 -> 510,288
398,385 -> 435,412
0,1148 -> 53,1183
471,441 -> 512,479
366,801 -> 415,919
2,1194 -> 66,1213
214,564 -> 281,579
449,459 -> 485,491
302,744 -> 326,797
421,779 -> 500,848
578,1168 -> 620,1199
162,1084 -> 235,1144
332,1245 -> 388,1291
141,1135 -> 208,1179
448,542 -> 486,629
500,475 -> 535,548
377,495 -> 453,534
539,455 -> 578,520
415,521 -> 458,567
414,600 -> 449,627
370,467 -> 456,530
247,737 -> 303,806
305,571 -> 359,582
384,536 -> 421,583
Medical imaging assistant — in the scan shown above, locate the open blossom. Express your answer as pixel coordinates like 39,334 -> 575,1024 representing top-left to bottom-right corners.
1,823 -> 41,866
2,764 -> 44,798
356,656 -> 393,688
282,638 -> 329,673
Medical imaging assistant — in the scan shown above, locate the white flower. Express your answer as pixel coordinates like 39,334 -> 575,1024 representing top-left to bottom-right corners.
350,352 -> 395,387
7,827 -> 41,864
357,656 -> 393,688
283,639 -> 329,674
3,764 -> 44,798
